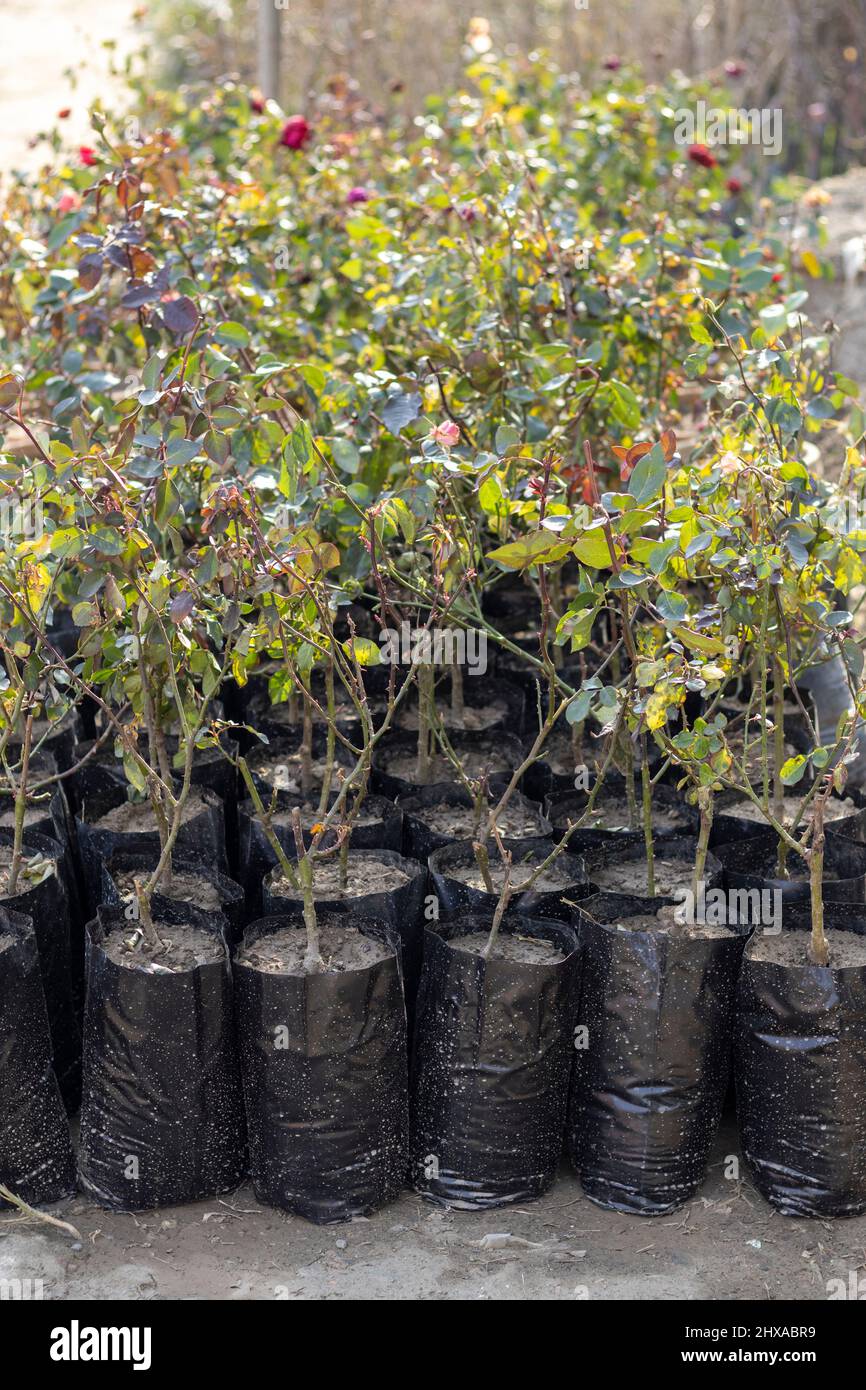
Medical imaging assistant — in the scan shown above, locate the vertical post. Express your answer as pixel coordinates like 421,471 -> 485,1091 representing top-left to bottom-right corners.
257,0 -> 281,100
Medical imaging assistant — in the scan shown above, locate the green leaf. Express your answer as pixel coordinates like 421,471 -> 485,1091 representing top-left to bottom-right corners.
627,444 -> 666,505
572,527 -> 614,569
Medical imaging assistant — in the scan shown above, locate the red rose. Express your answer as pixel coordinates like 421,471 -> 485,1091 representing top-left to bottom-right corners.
78,146 -> 96,167
724,60 -> 745,78
57,107 -> 71,120
603,55 -> 622,71
250,90 -> 265,114
687,143 -> 717,169
347,185 -> 369,204
771,271 -> 783,283
726,177 -> 743,194
280,115 -> 311,150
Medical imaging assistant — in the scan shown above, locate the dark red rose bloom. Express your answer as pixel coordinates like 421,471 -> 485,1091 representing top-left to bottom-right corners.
726,177 -> 743,194
603,55 -> 622,71
280,115 -> 311,150
57,107 -> 71,120
250,90 -> 265,114
687,143 -> 717,169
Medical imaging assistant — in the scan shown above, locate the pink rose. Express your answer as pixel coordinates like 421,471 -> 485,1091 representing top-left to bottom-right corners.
430,421 -> 460,448
347,186 -> 369,204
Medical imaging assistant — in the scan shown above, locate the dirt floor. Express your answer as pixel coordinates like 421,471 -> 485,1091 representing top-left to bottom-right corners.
2,1117 -> 864,1301
0,0 -> 138,177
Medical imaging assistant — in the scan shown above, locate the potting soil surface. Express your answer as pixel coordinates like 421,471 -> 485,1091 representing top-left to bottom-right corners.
450,931 -> 567,964
6,1116 -> 862,1300
237,924 -> 392,974
92,791 -> 210,833
113,869 -> 225,913
271,855 -> 410,898
747,928 -> 866,968
101,921 -> 224,972
724,795 -> 859,827
396,699 -> 507,732
414,800 -> 544,840
447,857 -> 577,894
589,857 -> 689,897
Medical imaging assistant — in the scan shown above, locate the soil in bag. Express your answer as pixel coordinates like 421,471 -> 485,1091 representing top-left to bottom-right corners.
78,899 -> 246,1210
583,836 -> 722,914
716,828 -> 866,905
428,837 -> 587,921
735,902 -> 866,1218
567,898 -> 746,1215
0,828 -> 80,1112
371,730 -> 524,801
410,914 -> 581,1207
263,848 -> 428,1022
0,907 -> 76,1206
237,793 -> 402,918
234,911 -> 408,1223
544,775 -> 695,852
99,850 -> 246,947
397,784 -> 549,862
76,785 -> 227,918
710,789 -> 865,848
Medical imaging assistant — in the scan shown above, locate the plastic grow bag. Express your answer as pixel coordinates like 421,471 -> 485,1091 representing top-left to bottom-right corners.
99,851 -> 246,947
397,784 -> 549,863
0,907 -> 76,1206
716,828 -> 866,905
237,794 -> 403,918
234,911 -> 408,1223
428,836 -> 587,922
582,835 -> 722,916
410,915 -> 581,1207
568,899 -> 746,1214
735,902 -> 866,1218
544,775 -> 695,853
76,785 -> 228,918
371,730 -> 525,801
262,848 -> 428,1020
78,900 -> 246,1210
0,828 -> 80,1112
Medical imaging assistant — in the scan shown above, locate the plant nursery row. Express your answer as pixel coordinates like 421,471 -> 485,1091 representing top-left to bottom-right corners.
2,55 -> 866,1228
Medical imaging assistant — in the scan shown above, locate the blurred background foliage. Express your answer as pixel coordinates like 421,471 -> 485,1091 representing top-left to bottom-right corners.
142,0 -> 866,178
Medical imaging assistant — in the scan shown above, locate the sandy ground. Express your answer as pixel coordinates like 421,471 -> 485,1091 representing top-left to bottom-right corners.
0,0 -> 139,177
2,1117 -> 864,1301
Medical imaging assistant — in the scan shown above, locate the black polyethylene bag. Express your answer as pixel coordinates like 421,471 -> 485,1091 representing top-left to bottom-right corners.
735,905 -> 866,1218
0,828 -> 80,1111
568,902 -> 745,1215
398,784 -> 549,862
410,915 -> 581,1208
76,786 -> 228,918
238,795 -> 403,918
263,849 -> 428,1019
429,837 -> 586,922
78,901 -> 246,1210
717,829 -> 866,905
0,908 -> 75,1206
99,851 -> 246,948
234,911 -> 409,1223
